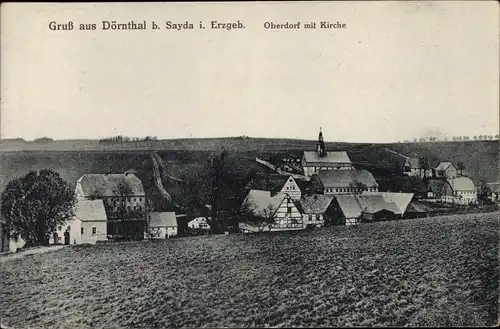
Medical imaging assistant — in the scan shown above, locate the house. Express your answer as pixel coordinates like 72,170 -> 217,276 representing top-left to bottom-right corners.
51,199 -> 108,245
403,158 -> 433,178
310,169 -> 379,195
245,174 -> 305,201
188,217 -> 211,230
296,195 -> 334,227
356,195 -> 402,222
302,128 -> 354,178
435,162 -> 458,179
331,194 -> 401,225
75,173 -> 146,240
441,177 -> 477,205
243,189 -> 303,231
361,191 -> 414,217
147,212 -> 178,239
404,200 -> 428,218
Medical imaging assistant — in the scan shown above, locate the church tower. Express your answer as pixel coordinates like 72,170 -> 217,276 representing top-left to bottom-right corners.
316,127 -> 326,157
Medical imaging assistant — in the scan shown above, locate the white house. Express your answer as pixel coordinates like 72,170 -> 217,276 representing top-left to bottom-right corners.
435,162 -> 458,179
441,177 -> 477,205
311,169 -> 379,195
51,199 -> 108,245
188,217 -> 211,230
147,212 -> 178,239
403,158 -> 433,178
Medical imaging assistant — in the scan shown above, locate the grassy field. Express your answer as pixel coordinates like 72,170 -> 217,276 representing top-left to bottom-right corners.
0,212 -> 498,328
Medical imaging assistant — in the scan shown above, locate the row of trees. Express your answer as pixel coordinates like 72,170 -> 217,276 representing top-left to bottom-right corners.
99,135 -> 159,144
407,135 -> 499,143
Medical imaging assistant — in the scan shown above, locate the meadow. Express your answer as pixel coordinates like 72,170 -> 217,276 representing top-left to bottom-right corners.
0,212 -> 498,328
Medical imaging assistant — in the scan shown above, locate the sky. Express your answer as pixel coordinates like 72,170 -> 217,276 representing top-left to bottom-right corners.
1,2 -> 498,143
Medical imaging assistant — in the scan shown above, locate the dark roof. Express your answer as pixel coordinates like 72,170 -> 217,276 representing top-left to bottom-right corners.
406,201 -> 428,213
77,173 -> 145,197
149,212 -> 177,228
297,195 -> 334,214
316,169 -> 378,188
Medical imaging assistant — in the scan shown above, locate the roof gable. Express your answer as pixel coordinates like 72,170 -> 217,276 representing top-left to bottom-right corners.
436,162 -> 454,171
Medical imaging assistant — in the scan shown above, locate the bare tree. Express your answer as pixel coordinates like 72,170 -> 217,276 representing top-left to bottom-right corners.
418,157 -> 430,179
456,162 -> 465,176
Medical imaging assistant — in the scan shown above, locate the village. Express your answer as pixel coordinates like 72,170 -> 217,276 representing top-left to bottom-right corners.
1,128 -> 498,252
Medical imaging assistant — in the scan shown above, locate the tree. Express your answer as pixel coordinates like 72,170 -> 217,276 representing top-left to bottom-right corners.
178,151 -> 255,234
241,201 -> 275,232
1,170 -> 76,247
418,157 -> 430,178
496,134 -> 499,140
349,180 -> 368,195
456,162 -> 465,176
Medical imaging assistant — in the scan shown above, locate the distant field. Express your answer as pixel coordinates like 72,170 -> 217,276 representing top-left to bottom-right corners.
1,140 -> 498,194
0,212 -> 497,328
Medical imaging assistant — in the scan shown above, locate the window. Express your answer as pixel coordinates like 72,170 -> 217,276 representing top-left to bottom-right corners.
316,214 -> 320,221
308,214 -> 312,221
287,207 -> 292,214
81,227 -> 84,234
336,188 -> 339,192
134,206 -> 136,210
58,226 -> 62,231
92,227 -> 96,235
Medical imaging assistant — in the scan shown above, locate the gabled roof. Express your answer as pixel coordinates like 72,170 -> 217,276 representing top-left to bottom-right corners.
406,158 -> 421,169
74,199 -> 107,222
335,195 -> 363,218
407,200 -> 428,213
334,194 -> 401,218
77,173 -> 145,197
149,212 -> 177,228
297,195 -> 334,214
357,195 -> 402,215
448,177 -> 475,191
244,189 -> 286,217
361,191 -> 414,214
436,162 -> 454,171
316,169 -> 378,188
303,151 -> 352,165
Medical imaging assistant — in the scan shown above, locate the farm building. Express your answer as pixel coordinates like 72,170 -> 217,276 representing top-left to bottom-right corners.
435,162 -> 458,179
296,195 -> 334,227
361,191 -> 414,217
310,169 -> 379,195
245,174 -> 306,201
147,212 -> 178,239
75,173 -> 147,240
442,177 -> 477,205
188,217 -> 211,230
302,128 -> 354,178
404,200 -> 429,218
51,199 -> 108,245
331,194 -> 402,225
242,189 -> 303,231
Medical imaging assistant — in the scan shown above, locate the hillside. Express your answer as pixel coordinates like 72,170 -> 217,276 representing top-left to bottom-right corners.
0,140 -> 498,195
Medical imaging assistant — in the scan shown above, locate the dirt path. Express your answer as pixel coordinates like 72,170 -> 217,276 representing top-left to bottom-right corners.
0,245 -> 66,264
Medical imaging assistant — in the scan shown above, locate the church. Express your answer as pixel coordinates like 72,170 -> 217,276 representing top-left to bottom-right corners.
302,128 -> 354,178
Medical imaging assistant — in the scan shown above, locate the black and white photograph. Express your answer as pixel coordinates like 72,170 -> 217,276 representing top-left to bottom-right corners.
0,1 -> 498,328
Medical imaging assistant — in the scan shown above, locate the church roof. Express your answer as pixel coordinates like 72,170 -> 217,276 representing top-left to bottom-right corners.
303,151 -> 352,165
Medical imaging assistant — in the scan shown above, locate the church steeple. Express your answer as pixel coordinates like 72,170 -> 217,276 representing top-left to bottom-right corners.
317,127 -> 326,157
